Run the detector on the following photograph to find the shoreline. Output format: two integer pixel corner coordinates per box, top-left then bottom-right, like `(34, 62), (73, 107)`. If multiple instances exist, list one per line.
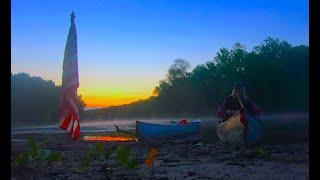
(11, 112), (309, 129)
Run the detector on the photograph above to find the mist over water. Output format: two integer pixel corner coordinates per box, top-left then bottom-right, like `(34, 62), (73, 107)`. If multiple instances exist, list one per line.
(11, 112), (308, 145)
(11, 119), (169, 134)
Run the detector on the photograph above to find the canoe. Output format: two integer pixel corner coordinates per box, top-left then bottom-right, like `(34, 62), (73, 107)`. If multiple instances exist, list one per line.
(136, 121), (201, 141)
(216, 112), (263, 146)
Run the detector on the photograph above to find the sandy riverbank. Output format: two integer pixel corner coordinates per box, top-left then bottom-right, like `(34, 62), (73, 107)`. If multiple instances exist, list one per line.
(11, 131), (309, 180)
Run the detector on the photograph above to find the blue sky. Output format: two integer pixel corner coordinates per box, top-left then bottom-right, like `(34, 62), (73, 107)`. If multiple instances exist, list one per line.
(11, 0), (309, 107)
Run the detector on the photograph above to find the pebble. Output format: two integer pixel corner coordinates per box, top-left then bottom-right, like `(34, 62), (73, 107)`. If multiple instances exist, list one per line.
(187, 170), (196, 176)
(157, 178), (169, 180)
(12, 133), (309, 179)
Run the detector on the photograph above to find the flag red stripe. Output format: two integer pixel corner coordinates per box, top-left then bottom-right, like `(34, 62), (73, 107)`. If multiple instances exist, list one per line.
(60, 112), (72, 129)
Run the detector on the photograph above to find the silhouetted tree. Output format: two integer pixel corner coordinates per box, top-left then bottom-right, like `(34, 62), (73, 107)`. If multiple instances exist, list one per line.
(11, 73), (86, 127)
(84, 37), (308, 119)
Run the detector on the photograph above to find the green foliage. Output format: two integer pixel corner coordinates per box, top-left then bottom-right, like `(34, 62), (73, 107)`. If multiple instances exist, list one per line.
(127, 158), (138, 169)
(79, 145), (98, 171)
(12, 153), (27, 168)
(167, 59), (191, 84)
(46, 152), (62, 162)
(116, 145), (138, 169)
(11, 37), (308, 122)
(116, 145), (131, 165)
(11, 73), (86, 127)
(79, 143), (112, 172)
(84, 37), (308, 119)
(256, 147), (271, 159)
(96, 143), (105, 154)
(26, 138), (57, 163)
(79, 156), (91, 171)
(12, 138), (62, 169)
(28, 139), (40, 160)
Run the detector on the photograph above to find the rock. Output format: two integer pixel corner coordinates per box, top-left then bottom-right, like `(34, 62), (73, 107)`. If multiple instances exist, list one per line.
(49, 171), (62, 176)
(167, 163), (191, 167)
(243, 151), (256, 159)
(154, 160), (164, 166)
(162, 159), (180, 163)
(67, 174), (81, 180)
(158, 170), (168, 174)
(187, 170), (196, 176)
(157, 178), (169, 180)
(225, 160), (240, 166)
(215, 156), (230, 161)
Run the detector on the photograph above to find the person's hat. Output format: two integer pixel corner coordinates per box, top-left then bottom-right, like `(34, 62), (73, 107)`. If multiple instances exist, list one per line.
(233, 82), (244, 90)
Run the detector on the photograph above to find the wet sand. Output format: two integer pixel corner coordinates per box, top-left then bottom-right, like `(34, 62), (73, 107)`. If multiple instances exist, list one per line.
(11, 131), (309, 180)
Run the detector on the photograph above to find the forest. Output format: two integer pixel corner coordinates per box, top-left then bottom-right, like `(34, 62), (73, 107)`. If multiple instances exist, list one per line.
(11, 73), (86, 127)
(11, 37), (309, 125)
(83, 37), (309, 120)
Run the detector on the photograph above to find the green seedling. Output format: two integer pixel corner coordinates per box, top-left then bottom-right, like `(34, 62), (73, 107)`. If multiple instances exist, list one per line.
(79, 143), (113, 172)
(12, 138), (62, 169)
(116, 145), (138, 170)
(12, 153), (27, 168)
(256, 147), (271, 159)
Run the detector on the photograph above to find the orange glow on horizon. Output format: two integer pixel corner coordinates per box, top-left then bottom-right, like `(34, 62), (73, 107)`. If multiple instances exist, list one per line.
(81, 94), (152, 109)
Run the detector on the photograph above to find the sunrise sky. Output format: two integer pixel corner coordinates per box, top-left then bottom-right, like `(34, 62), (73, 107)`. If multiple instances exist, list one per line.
(11, 0), (308, 109)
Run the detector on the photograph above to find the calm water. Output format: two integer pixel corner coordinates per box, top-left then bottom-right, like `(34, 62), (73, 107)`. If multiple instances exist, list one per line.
(11, 119), (175, 134)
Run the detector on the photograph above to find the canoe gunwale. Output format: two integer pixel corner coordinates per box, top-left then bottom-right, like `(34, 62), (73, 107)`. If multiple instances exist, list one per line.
(136, 120), (201, 141)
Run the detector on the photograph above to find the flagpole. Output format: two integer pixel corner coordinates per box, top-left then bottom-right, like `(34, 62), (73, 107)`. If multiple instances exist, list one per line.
(71, 11), (75, 24)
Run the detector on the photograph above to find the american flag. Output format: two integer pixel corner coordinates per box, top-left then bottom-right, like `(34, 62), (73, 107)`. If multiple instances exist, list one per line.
(59, 12), (80, 139)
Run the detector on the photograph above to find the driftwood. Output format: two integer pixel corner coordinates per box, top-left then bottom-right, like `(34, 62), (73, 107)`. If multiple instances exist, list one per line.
(114, 124), (201, 144)
(114, 125), (138, 140)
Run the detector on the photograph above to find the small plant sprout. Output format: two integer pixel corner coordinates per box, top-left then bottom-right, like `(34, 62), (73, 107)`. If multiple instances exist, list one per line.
(256, 147), (271, 159)
(11, 138), (63, 179)
(115, 145), (138, 170)
(79, 143), (111, 172)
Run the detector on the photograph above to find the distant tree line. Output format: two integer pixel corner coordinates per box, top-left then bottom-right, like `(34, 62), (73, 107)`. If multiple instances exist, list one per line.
(84, 37), (309, 120)
(11, 73), (86, 127)
(11, 37), (309, 124)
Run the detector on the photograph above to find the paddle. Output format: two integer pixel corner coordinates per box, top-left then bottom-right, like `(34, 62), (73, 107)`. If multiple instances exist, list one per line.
(237, 95), (247, 113)
(237, 96), (249, 146)
(238, 96), (263, 145)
